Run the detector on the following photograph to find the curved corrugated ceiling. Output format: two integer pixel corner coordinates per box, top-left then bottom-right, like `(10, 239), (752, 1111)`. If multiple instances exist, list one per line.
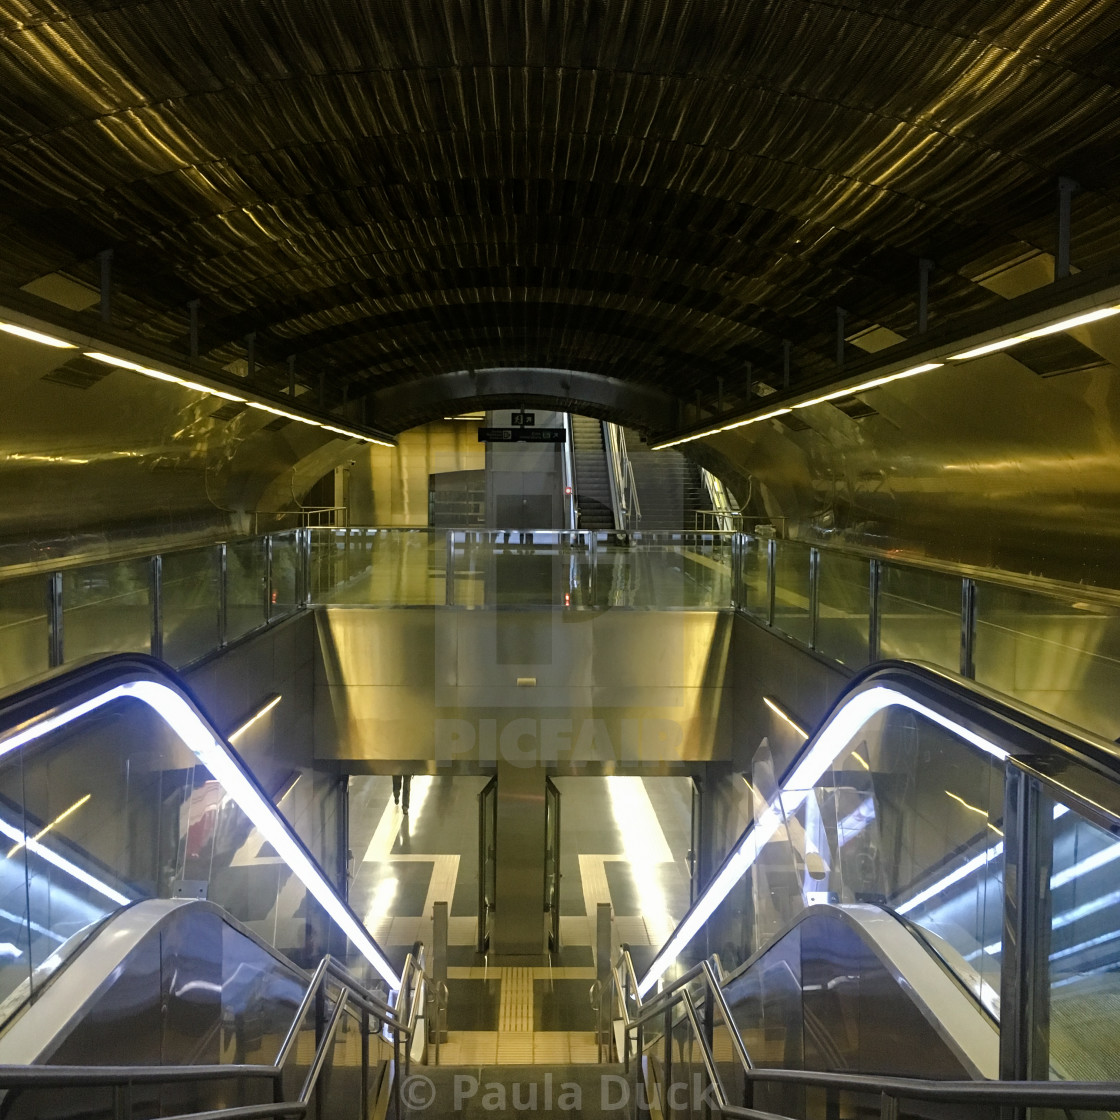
(0, 0), (1118, 430)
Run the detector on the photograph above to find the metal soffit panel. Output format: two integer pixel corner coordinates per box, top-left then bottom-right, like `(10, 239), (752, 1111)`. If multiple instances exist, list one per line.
(0, 1), (1117, 429)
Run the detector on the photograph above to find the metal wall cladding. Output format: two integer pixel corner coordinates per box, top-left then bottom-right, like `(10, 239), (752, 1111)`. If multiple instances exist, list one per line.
(313, 607), (733, 770)
(714, 337), (1120, 590)
(0, 336), (358, 564)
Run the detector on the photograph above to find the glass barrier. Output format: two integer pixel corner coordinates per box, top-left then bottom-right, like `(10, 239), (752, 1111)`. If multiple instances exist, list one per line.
(62, 559), (151, 664)
(311, 528), (446, 606)
(738, 534), (771, 621)
(1045, 794), (1120, 1081)
(443, 530), (734, 609)
(0, 677), (390, 1019)
(772, 539), (812, 646)
(974, 582), (1120, 742)
(162, 546), (221, 666)
(879, 563), (962, 673)
(271, 530), (301, 619)
(226, 537), (268, 643)
(814, 551), (871, 669)
(0, 577), (48, 693)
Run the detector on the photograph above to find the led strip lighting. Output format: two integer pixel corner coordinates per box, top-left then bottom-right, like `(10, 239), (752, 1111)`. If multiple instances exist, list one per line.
(0, 317), (393, 447)
(0, 680), (401, 988)
(84, 353), (392, 446)
(652, 301), (1120, 451)
(637, 684), (1008, 996)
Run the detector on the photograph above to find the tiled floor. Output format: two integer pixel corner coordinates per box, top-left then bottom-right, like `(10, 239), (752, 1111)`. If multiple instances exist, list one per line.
(347, 772), (692, 1065)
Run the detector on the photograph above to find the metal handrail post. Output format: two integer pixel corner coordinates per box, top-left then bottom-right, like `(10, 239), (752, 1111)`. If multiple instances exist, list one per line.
(445, 531), (455, 606)
(393, 1030), (402, 1120)
(622, 960), (632, 1074)
(265, 533), (274, 624)
(299, 527), (312, 607)
(313, 983), (326, 1120)
(663, 1004), (673, 1120)
(150, 554), (163, 660)
(217, 542), (228, 649)
(360, 1008), (370, 1120)
(48, 570), (63, 667)
(299, 991), (349, 1107)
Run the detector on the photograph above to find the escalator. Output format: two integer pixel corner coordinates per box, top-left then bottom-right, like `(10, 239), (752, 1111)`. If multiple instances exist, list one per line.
(569, 415), (615, 529)
(624, 661), (1120, 1116)
(0, 654), (417, 1119)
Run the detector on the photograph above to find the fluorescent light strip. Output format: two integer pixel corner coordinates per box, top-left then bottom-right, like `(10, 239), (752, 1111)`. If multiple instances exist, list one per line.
(836, 796), (876, 847)
(0, 323), (77, 349)
(983, 887), (1120, 957)
(897, 802), (1071, 922)
(655, 300), (1120, 448)
(0, 680), (400, 988)
(8, 793), (91, 857)
(0, 817), (128, 906)
(228, 695), (282, 743)
(0, 907), (64, 944)
(949, 306), (1120, 361)
(793, 363), (944, 408)
(1050, 927), (1120, 964)
(83, 352), (392, 446)
(763, 696), (808, 739)
(637, 685), (1008, 996)
(897, 841), (1005, 916)
(652, 364), (943, 449)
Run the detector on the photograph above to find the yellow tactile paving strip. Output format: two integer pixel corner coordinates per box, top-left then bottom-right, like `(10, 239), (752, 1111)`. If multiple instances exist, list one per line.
(499, 967), (534, 1033)
(430, 966), (602, 1066)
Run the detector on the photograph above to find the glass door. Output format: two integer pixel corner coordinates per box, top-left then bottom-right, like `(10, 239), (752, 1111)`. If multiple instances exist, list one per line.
(477, 776), (497, 952)
(689, 777), (703, 904)
(545, 776), (561, 951)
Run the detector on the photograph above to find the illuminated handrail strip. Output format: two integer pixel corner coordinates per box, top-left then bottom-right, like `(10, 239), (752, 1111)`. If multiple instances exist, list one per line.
(0, 657), (400, 989)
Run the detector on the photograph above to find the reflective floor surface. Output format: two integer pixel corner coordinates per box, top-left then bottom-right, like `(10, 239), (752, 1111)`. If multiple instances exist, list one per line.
(347, 774), (692, 1063)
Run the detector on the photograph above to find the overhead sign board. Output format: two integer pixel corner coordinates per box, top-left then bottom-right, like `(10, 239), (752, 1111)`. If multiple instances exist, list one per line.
(478, 427), (566, 443)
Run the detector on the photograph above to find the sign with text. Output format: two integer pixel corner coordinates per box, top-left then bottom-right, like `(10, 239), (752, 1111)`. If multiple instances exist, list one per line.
(478, 427), (565, 443)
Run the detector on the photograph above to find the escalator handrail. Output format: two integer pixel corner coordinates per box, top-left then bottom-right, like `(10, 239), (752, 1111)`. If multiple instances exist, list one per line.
(0, 652), (400, 989)
(0, 945), (422, 1120)
(638, 657), (1120, 995)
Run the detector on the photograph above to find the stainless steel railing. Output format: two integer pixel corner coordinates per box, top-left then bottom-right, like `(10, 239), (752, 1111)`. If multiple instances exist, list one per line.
(0, 947), (442, 1120)
(610, 946), (1120, 1120)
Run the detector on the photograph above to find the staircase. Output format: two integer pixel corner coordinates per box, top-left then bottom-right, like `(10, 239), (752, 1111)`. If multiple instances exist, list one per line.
(624, 430), (705, 530)
(570, 415), (616, 529)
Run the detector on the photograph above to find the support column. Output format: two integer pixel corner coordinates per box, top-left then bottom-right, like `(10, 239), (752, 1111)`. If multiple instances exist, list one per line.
(918, 258), (933, 333)
(492, 760), (548, 955)
(98, 249), (113, 323)
(188, 299), (200, 360)
(1056, 177), (1079, 281)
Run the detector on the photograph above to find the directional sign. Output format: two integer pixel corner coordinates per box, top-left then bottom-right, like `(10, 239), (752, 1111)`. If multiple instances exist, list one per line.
(478, 427), (565, 443)
(511, 411), (536, 427)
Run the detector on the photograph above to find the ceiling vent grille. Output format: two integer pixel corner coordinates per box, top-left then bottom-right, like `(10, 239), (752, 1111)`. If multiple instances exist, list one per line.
(41, 356), (114, 390)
